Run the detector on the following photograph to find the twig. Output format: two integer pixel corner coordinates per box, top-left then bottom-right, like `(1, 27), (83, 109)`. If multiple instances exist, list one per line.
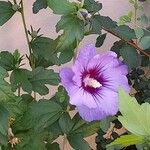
(102, 27), (150, 57)
(20, 0), (34, 67)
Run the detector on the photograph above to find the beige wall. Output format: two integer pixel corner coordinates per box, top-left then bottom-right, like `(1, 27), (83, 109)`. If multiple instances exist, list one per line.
(0, 0), (133, 54)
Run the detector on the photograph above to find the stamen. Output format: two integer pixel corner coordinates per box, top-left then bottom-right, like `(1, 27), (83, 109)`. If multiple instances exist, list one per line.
(83, 74), (102, 88)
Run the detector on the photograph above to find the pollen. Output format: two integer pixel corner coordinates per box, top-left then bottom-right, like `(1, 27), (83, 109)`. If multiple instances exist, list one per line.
(83, 74), (102, 88)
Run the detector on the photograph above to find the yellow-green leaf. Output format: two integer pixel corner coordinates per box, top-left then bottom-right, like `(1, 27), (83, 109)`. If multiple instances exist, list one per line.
(118, 88), (150, 136)
(107, 134), (144, 147)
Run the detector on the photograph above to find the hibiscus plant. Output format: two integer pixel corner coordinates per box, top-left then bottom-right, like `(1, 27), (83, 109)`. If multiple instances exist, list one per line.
(0, 0), (149, 150)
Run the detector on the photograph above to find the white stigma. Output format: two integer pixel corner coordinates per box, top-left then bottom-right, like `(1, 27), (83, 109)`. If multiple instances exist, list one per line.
(83, 74), (102, 88)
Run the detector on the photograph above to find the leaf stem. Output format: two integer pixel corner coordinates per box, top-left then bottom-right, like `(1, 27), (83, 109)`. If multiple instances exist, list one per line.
(102, 27), (150, 57)
(20, 0), (36, 99)
(20, 0), (34, 68)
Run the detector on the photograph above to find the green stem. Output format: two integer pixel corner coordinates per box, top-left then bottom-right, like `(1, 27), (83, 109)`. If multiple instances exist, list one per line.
(20, 0), (34, 68)
(20, 0), (36, 99)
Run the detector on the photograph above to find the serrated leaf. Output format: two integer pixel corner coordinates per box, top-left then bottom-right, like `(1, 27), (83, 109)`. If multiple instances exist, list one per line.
(113, 25), (136, 40)
(111, 40), (125, 56)
(107, 134), (144, 147)
(83, 0), (102, 14)
(118, 88), (150, 136)
(67, 134), (91, 150)
(59, 49), (74, 64)
(28, 67), (60, 95)
(15, 131), (50, 150)
(22, 100), (63, 131)
(96, 33), (107, 47)
(120, 45), (141, 69)
(0, 1), (15, 26)
(0, 67), (17, 103)
(32, 0), (47, 14)
(100, 117), (113, 133)
(0, 51), (15, 71)
(31, 37), (57, 61)
(91, 15), (117, 33)
(140, 14), (149, 26)
(139, 36), (150, 50)
(10, 69), (32, 93)
(134, 27), (144, 39)
(56, 14), (84, 51)
(46, 142), (60, 150)
(59, 113), (74, 134)
(47, 0), (76, 15)
(0, 105), (9, 138)
(35, 53), (60, 68)
(71, 113), (100, 137)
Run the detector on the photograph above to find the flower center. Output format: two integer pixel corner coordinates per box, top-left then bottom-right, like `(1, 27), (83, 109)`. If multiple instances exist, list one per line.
(83, 74), (102, 88)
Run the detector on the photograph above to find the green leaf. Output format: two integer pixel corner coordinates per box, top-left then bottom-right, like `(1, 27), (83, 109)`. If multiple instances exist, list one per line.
(139, 14), (149, 26)
(113, 25), (136, 40)
(0, 51), (23, 71)
(28, 67), (60, 95)
(59, 113), (74, 134)
(0, 1), (15, 26)
(118, 88), (150, 136)
(32, 0), (47, 14)
(15, 131), (50, 150)
(134, 27), (144, 39)
(96, 33), (107, 47)
(22, 100), (63, 131)
(100, 117), (113, 133)
(10, 69), (32, 93)
(139, 36), (150, 50)
(0, 105), (9, 145)
(0, 51), (15, 71)
(118, 12), (133, 25)
(56, 86), (69, 104)
(83, 0), (102, 14)
(71, 113), (100, 137)
(59, 49), (74, 64)
(91, 15), (117, 33)
(0, 67), (17, 103)
(46, 142), (60, 150)
(56, 14), (84, 51)
(67, 134), (91, 150)
(107, 134), (144, 147)
(111, 40), (125, 56)
(120, 45), (141, 69)
(34, 53), (60, 68)
(47, 0), (76, 15)
(31, 37), (57, 61)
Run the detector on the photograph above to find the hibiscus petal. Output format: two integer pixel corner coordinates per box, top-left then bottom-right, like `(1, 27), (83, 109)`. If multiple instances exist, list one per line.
(87, 51), (122, 72)
(77, 44), (96, 67)
(59, 68), (77, 95)
(72, 44), (96, 86)
(77, 87), (118, 122)
(70, 89), (97, 108)
(101, 66), (130, 92)
(77, 106), (106, 122)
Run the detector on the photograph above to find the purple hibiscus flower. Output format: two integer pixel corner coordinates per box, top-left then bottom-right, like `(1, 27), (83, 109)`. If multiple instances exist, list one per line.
(60, 44), (130, 122)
